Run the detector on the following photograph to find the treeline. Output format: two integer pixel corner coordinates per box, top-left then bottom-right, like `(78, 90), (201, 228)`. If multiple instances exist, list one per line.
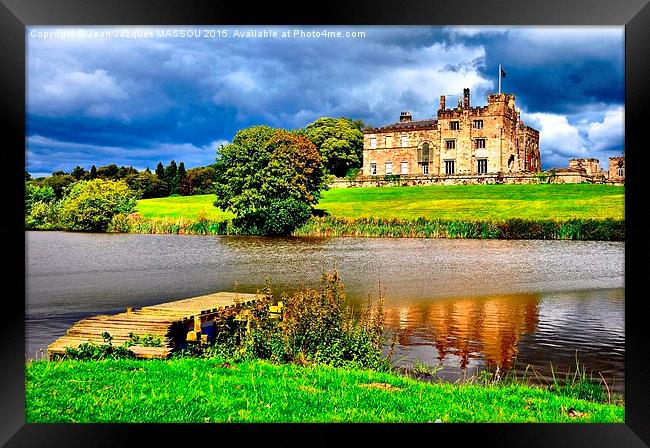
(26, 160), (217, 200)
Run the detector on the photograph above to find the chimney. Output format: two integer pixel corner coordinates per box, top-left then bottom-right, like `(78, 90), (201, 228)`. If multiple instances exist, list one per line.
(439, 95), (446, 110)
(463, 88), (470, 109)
(399, 111), (412, 123)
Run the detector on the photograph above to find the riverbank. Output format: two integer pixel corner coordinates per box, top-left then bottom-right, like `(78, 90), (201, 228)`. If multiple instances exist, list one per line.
(110, 213), (624, 240)
(25, 358), (624, 423)
(125, 184), (625, 240)
(136, 184), (624, 222)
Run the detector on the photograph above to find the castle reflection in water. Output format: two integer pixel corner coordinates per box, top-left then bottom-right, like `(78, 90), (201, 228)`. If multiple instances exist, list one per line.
(384, 293), (540, 371)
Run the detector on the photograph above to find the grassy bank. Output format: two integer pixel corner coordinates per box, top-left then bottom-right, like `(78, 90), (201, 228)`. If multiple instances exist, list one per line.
(128, 184), (625, 240)
(25, 358), (624, 423)
(136, 184), (624, 221)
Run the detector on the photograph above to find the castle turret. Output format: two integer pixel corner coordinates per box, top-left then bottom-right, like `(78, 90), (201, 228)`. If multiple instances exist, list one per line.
(439, 95), (446, 111)
(463, 88), (470, 109)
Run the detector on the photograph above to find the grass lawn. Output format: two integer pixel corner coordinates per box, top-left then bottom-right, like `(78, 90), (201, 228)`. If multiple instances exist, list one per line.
(136, 184), (624, 221)
(25, 358), (624, 423)
(135, 194), (233, 220)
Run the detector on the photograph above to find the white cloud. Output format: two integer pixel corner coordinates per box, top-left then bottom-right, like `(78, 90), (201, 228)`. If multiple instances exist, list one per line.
(523, 105), (624, 168)
(29, 68), (128, 116)
(524, 112), (587, 158)
(586, 106), (624, 152)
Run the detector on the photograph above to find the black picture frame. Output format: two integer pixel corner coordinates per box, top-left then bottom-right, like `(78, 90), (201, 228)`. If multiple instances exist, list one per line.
(2, 0), (648, 445)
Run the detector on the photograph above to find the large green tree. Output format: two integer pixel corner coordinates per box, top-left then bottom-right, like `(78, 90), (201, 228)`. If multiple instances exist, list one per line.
(304, 117), (364, 177)
(213, 126), (325, 235)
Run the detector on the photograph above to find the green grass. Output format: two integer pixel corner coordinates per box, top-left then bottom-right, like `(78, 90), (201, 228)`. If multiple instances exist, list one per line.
(135, 194), (233, 220)
(136, 184), (624, 222)
(317, 184), (624, 220)
(26, 358), (624, 423)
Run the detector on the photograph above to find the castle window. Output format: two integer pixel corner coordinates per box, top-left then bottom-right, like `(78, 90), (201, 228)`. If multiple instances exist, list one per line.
(401, 135), (408, 147)
(450, 121), (460, 131)
(370, 137), (377, 149)
(475, 138), (486, 149)
(444, 160), (455, 175)
(420, 163), (429, 175)
(385, 136), (390, 147)
(370, 163), (377, 175)
(473, 120), (484, 129)
(477, 159), (488, 174)
(617, 167), (624, 177)
(445, 140), (456, 150)
(417, 143), (430, 163)
(401, 161), (408, 175)
(385, 161), (393, 175)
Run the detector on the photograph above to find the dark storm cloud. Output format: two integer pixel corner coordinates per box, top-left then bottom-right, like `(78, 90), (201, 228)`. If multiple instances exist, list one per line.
(26, 26), (624, 174)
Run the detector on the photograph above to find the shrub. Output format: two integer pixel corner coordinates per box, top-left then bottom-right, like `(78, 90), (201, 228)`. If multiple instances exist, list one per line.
(234, 198), (312, 236)
(25, 201), (61, 230)
(59, 179), (137, 231)
(190, 272), (388, 371)
(25, 182), (56, 215)
(62, 332), (136, 360)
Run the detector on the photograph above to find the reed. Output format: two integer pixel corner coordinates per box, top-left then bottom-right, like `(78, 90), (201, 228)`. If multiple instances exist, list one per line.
(293, 216), (625, 241)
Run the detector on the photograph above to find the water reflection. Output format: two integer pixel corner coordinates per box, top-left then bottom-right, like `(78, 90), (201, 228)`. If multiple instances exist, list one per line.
(382, 289), (624, 393)
(385, 293), (540, 370)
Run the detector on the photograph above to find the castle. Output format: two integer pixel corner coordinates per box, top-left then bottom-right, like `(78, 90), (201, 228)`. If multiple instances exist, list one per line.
(362, 88), (541, 178)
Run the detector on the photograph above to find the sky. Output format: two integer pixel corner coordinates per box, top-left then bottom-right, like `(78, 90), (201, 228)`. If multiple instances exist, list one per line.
(26, 25), (624, 177)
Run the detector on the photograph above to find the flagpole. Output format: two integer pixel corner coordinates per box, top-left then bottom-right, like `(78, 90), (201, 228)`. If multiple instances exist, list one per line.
(498, 64), (501, 95)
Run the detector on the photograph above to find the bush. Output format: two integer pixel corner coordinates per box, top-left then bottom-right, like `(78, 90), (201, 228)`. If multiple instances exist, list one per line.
(189, 272), (388, 371)
(62, 332), (135, 360)
(234, 198), (312, 236)
(25, 201), (61, 230)
(25, 182), (56, 215)
(59, 179), (137, 231)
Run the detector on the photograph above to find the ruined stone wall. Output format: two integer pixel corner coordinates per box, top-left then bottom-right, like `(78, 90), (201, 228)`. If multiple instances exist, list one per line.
(569, 158), (601, 176)
(608, 156), (625, 181)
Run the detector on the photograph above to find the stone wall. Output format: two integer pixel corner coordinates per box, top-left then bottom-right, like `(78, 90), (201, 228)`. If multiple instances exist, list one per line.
(330, 170), (615, 188)
(569, 158), (601, 176)
(608, 156), (625, 181)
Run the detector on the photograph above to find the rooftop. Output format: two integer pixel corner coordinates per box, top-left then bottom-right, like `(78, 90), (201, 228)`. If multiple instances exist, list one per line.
(365, 118), (438, 133)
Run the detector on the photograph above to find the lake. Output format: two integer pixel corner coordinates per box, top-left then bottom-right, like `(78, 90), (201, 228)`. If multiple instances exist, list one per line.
(25, 231), (625, 393)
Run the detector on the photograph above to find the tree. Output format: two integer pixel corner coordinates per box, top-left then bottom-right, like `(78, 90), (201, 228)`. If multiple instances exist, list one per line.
(59, 179), (137, 231)
(117, 165), (138, 179)
(180, 166), (216, 196)
(213, 126), (325, 235)
(96, 164), (119, 179)
(164, 160), (178, 194)
(304, 117), (364, 177)
(35, 174), (76, 199)
(172, 161), (186, 195)
(71, 166), (87, 180)
(90, 165), (97, 179)
(124, 171), (167, 199)
(155, 162), (165, 179)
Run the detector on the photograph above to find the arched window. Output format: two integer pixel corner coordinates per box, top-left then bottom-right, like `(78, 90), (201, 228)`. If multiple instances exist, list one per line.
(417, 143), (430, 163)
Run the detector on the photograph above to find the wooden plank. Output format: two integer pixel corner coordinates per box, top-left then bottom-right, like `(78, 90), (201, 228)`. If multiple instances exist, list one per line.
(48, 291), (259, 360)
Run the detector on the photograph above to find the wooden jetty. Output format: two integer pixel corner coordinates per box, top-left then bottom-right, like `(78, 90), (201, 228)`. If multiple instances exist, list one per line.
(47, 292), (259, 360)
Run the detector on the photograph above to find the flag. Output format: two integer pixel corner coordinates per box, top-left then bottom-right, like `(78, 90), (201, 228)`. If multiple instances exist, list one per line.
(500, 66), (506, 78)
